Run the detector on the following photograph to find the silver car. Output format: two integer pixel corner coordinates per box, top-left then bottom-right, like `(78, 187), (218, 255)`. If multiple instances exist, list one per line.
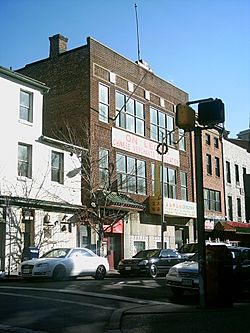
(166, 246), (250, 296)
(20, 247), (109, 281)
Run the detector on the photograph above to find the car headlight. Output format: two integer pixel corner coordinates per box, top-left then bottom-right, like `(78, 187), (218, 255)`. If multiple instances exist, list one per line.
(36, 263), (49, 268)
(138, 259), (149, 266)
(168, 267), (179, 277)
(118, 260), (124, 266)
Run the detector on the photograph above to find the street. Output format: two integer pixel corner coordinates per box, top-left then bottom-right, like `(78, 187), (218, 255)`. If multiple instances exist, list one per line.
(0, 274), (249, 333)
(0, 274), (198, 332)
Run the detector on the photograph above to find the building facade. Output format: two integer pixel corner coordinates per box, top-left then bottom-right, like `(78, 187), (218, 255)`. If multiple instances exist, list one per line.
(223, 136), (250, 223)
(0, 66), (83, 274)
(18, 34), (197, 267)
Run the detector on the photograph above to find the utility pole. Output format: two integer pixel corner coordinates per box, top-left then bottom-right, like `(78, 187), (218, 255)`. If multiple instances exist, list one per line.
(176, 97), (225, 308)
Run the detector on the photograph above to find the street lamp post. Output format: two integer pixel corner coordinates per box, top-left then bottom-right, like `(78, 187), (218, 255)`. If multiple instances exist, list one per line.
(156, 133), (168, 249)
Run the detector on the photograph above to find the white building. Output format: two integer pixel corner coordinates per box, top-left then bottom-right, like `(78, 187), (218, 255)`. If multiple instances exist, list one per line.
(223, 137), (250, 223)
(0, 66), (83, 274)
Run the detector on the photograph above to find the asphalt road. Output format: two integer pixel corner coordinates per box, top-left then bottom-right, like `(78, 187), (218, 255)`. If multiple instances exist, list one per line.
(0, 275), (249, 333)
(0, 275), (178, 333)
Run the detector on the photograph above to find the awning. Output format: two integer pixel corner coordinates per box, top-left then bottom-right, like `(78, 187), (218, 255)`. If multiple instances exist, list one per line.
(105, 192), (145, 211)
(0, 195), (83, 213)
(215, 221), (250, 234)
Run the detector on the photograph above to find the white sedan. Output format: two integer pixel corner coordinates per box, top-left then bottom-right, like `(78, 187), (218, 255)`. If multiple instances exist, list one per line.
(20, 247), (109, 281)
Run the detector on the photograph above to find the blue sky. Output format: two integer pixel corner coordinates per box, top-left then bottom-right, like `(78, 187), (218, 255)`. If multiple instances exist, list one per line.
(1, 0), (249, 137)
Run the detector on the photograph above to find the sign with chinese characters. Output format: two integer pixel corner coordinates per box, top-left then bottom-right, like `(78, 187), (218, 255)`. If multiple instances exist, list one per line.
(149, 196), (161, 215)
(112, 128), (180, 167)
(164, 198), (197, 218)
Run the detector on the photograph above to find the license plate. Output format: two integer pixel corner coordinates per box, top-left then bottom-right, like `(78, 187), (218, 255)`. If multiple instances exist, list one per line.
(182, 278), (193, 286)
(23, 268), (31, 274)
(125, 266), (131, 271)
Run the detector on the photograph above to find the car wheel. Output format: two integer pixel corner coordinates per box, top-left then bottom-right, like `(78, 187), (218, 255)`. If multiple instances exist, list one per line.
(52, 265), (66, 281)
(149, 264), (158, 278)
(95, 265), (106, 280)
(171, 287), (184, 296)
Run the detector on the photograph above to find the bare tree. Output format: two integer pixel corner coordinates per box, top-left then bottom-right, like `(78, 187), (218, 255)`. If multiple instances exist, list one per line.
(53, 121), (143, 256)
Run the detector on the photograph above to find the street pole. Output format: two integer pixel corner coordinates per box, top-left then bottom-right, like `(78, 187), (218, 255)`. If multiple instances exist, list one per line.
(194, 127), (207, 308)
(161, 134), (165, 249)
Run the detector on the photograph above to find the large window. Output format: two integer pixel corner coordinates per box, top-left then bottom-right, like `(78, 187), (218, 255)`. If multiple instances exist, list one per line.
(226, 161), (231, 183)
(204, 189), (221, 212)
(51, 151), (64, 184)
(237, 198), (242, 219)
(18, 143), (32, 178)
(99, 149), (109, 188)
(150, 108), (174, 145)
(180, 171), (188, 201)
(215, 157), (220, 177)
(179, 129), (186, 151)
(99, 84), (109, 123)
(152, 164), (177, 199)
(116, 154), (146, 195)
(206, 154), (212, 175)
(235, 164), (240, 185)
(19, 90), (33, 122)
(227, 196), (233, 221)
(115, 92), (145, 136)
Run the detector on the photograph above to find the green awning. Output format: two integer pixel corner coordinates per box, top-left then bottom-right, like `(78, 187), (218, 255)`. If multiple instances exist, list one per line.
(105, 192), (145, 211)
(0, 195), (83, 213)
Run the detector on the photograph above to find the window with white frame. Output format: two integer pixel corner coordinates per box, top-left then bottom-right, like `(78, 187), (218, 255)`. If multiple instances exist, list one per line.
(99, 83), (109, 123)
(116, 153), (146, 195)
(51, 151), (64, 184)
(18, 143), (32, 178)
(19, 90), (33, 122)
(179, 128), (186, 151)
(115, 91), (145, 136)
(204, 188), (221, 212)
(150, 107), (174, 145)
(180, 171), (188, 201)
(99, 149), (109, 188)
(134, 241), (145, 254)
(151, 163), (177, 199)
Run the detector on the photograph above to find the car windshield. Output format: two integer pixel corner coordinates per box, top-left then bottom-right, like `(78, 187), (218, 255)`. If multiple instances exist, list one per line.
(179, 243), (198, 254)
(40, 248), (70, 258)
(134, 250), (160, 258)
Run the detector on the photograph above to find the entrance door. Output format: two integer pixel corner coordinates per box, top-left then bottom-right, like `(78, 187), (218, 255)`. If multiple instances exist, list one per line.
(107, 233), (123, 269)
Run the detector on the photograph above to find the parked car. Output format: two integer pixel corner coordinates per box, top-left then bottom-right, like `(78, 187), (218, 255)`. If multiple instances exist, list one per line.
(166, 246), (250, 295)
(20, 247), (109, 281)
(117, 248), (183, 278)
(178, 241), (233, 260)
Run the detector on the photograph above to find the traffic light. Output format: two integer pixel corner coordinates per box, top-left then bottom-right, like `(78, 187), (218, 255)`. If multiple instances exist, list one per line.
(176, 104), (195, 130)
(198, 99), (225, 126)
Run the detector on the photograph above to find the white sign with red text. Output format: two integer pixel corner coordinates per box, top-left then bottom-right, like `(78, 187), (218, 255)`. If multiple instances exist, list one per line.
(112, 128), (180, 167)
(164, 198), (197, 218)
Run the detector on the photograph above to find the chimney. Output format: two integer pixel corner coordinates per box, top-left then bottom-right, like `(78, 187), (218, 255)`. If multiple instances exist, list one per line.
(49, 34), (68, 58)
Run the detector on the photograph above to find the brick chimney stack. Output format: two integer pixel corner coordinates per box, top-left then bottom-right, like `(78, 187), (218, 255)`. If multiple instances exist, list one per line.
(49, 34), (68, 58)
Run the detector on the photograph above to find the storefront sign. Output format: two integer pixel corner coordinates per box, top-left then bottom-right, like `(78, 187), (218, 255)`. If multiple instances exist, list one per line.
(164, 198), (197, 218)
(205, 220), (215, 230)
(149, 196), (161, 215)
(112, 128), (180, 167)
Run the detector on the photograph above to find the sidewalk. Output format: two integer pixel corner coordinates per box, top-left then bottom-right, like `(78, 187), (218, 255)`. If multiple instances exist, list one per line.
(108, 301), (250, 333)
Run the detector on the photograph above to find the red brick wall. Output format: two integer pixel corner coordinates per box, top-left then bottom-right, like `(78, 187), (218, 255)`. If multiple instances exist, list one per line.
(18, 36), (194, 206)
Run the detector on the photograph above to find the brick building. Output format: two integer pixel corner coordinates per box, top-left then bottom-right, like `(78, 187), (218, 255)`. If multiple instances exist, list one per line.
(18, 34), (196, 268)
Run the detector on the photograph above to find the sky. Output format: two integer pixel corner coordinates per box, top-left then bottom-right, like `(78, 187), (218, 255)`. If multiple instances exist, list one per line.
(1, 0), (249, 138)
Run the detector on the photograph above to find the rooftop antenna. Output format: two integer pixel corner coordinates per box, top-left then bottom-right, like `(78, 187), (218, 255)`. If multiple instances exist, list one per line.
(134, 3), (141, 62)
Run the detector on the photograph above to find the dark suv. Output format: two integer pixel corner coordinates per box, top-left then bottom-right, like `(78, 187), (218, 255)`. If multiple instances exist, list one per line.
(117, 249), (183, 278)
